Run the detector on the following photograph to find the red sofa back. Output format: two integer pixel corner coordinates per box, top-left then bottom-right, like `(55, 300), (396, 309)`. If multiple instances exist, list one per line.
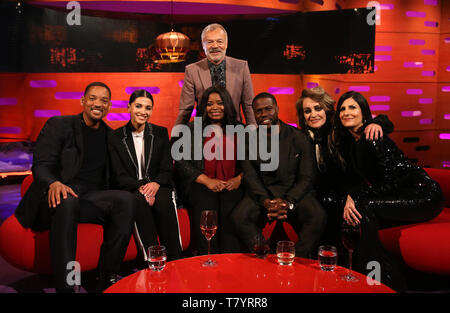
(424, 168), (450, 207)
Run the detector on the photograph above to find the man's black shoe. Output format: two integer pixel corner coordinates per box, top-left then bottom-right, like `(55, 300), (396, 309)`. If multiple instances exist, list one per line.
(95, 273), (120, 293)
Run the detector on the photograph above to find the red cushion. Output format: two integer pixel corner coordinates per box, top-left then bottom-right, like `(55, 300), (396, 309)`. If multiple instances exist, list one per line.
(259, 221), (299, 243)
(377, 168), (450, 276)
(20, 174), (34, 197)
(282, 222), (299, 243)
(425, 168), (450, 207)
(379, 216), (450, 275)
(0, 214), (138, 274)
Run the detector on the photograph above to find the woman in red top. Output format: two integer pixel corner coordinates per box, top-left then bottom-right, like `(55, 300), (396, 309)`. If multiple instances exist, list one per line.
(174, 86), (244, 255)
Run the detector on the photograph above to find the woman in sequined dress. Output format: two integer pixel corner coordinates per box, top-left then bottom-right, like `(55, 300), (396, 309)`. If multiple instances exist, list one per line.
(333, 91), (444, 291)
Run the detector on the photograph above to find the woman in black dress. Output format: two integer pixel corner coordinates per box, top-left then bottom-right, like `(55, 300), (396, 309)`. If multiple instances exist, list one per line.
(334, 91), (444, 291)
(108, 90), (181, 263)
(173, 86), (244, 255)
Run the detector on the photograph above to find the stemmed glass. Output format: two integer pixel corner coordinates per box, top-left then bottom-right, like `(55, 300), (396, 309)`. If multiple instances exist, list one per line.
(200, 210), (218, 267)
(340, 221), (361, 282)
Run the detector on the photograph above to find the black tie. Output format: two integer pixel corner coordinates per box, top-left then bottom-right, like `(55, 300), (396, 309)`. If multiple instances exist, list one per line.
(212, 65), (225, 88)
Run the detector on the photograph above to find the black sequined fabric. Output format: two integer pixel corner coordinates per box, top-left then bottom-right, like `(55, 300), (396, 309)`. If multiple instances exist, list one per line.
(342, 135), (444, 292)
(316, 135), (444, 292)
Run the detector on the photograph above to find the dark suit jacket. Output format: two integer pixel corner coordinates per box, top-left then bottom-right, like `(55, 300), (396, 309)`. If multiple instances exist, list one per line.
(15, 113), (112, 230)
(240, 121), (317, 207)
(108, 121), (173, 191)
(175, 56), (256, 125)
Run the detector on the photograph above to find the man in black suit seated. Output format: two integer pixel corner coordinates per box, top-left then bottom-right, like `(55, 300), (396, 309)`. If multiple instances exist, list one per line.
(15, 82), (135, 292)
(232, 92), (326, 258)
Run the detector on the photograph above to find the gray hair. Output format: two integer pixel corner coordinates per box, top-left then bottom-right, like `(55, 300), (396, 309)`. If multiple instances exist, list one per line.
(201, 23), (228, 42)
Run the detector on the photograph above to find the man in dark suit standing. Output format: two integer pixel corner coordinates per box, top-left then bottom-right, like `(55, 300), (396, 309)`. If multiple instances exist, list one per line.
(175, 23), (256, 126)
(15, 82), (135, 292)
(232, 92), (326, 258)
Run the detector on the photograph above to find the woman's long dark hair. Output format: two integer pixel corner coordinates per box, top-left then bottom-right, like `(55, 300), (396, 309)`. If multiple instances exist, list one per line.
(333, 91), (374, 169)
(196, 86), (238, 126)
(335, 90), (373, 139)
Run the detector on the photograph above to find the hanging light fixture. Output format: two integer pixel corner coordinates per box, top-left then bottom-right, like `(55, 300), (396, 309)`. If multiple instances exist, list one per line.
(154, 0), (190, 64)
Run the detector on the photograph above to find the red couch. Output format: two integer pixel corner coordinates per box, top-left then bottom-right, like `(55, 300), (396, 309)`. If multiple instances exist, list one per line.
(1, 169), (449, 277)
(378, 168), (450, 276)
(0, 175), (190, 274)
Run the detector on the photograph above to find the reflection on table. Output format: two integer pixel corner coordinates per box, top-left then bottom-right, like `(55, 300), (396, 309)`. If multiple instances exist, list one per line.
(105, 253), (394, 293)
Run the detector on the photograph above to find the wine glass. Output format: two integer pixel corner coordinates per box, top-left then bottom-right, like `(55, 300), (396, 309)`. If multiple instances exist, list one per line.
(200, 210), (218, 267)
(340, 221), (361, 282)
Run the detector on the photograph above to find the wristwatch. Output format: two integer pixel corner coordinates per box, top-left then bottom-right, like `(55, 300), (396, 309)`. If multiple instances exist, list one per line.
(287, 201), (294, 211)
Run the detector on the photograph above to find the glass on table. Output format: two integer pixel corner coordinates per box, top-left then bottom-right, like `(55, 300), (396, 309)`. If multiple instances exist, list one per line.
(148, 245), (167, 271)
(252, 233), (270, 259)
(276, 241), (295, 266)
(318, 245), (337, 271)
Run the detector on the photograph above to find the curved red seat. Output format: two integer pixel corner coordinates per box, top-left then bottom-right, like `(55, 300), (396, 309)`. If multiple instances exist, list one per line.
(1, 169), (449, 276)
(377, 168), (450, 275)
(0, 176), (191, 274)
(282, 168), (450, 276)
(0, 214), (137, 274)
(378, 217), (450, 275)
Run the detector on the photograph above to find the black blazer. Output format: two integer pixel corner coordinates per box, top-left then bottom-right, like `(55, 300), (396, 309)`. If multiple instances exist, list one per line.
(108, 121), (173, 192)
(15, 113), (112, 229)
(240, 121), (317, 207)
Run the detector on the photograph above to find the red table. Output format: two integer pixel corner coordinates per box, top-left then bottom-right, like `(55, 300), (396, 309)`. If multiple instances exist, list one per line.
(105, 253), (394, 293)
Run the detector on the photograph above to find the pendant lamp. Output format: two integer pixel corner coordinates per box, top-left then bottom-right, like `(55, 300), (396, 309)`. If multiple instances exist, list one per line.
(154, 0), (190, 64)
